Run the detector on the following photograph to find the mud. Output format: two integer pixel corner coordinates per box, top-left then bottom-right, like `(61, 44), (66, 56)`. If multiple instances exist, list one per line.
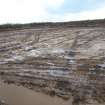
(1, 58), (105, 105)
(0, 27), (105, 105)
(0, 80), (72, 105)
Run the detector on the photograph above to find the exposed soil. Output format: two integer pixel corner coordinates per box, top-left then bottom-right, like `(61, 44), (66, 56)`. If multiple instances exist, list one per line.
(0, 21), (105, 105)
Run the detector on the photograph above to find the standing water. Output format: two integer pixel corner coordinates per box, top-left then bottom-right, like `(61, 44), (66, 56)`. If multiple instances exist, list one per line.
(0, 81), (72, 105)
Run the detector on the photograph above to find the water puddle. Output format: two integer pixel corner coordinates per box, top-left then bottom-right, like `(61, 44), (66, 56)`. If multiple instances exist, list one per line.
(49, 70), (70, 77)
(0, 81), (72, 105)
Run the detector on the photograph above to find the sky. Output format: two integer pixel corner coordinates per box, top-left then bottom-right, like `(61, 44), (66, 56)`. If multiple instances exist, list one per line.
(0, 0), (105, 24)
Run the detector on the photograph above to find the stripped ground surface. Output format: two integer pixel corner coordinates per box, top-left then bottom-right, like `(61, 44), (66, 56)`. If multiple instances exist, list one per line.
(0, 27), (105, 105)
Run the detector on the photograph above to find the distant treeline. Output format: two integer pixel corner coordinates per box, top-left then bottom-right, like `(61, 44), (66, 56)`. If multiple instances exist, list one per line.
(0, 19), (105, 31)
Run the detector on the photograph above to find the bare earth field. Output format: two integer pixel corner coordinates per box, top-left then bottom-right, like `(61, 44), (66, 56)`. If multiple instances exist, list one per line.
(0, 21), (105, 105)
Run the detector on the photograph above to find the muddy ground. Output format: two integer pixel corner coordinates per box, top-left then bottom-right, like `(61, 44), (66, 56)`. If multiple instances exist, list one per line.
(0, 26), (105, 105)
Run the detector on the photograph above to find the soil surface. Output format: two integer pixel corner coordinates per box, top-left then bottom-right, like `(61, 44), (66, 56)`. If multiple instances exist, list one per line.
(0, 23), (105, 105)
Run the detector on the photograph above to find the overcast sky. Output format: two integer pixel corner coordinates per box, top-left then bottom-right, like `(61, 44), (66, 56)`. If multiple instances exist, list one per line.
(0, 0), (105, 24)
